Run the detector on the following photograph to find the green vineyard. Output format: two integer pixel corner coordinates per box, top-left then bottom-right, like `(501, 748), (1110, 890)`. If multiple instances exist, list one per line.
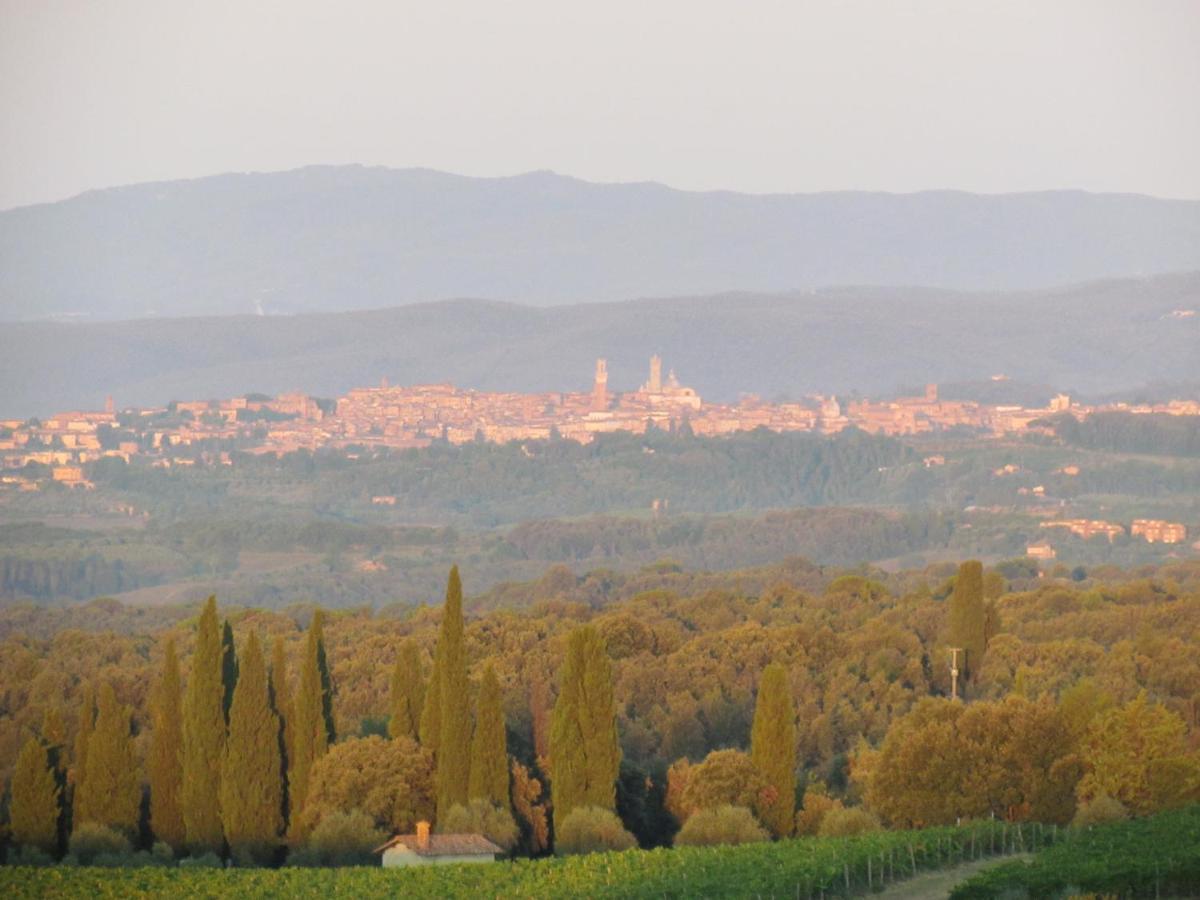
(950, 805), (1200, 899)
(0, 820), (1042, 899)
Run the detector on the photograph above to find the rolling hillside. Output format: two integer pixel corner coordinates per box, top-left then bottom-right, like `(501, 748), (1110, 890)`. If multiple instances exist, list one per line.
(2, 273), (1197, 417)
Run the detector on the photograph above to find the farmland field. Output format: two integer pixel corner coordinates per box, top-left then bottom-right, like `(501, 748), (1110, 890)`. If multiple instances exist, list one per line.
(0, 821), (1041, 898)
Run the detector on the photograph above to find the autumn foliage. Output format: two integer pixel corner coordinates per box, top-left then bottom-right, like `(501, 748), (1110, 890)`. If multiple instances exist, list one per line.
(1, 558), (1199, 865)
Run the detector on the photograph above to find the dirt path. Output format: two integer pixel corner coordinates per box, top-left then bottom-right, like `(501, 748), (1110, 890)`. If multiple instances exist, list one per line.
(872, 854), (1031, 900)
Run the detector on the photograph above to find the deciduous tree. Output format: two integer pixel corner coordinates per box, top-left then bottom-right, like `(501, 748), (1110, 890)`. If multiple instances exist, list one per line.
(296, 735), (434, 836)
(510, 760), (549, 854)
(1078, 692), (1198, 815)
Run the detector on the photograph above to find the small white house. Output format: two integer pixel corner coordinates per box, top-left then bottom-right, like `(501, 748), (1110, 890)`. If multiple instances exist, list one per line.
(375, 820), (502, 867)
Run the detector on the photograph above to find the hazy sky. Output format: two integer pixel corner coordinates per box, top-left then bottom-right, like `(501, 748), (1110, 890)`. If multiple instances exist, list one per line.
(2, 0), (1199, 210)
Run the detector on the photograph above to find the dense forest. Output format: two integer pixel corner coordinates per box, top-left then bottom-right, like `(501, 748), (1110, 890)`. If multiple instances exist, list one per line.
(3, 424), (1199, 608)
(1046, 411), (1200, 457)
(1, 556), (1198, 868)
(9, 425), (1198, 532)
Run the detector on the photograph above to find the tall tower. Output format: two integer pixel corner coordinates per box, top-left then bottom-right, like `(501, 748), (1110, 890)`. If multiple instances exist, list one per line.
(104, 395), (114, 414)
(648, 355), (663, 393)
(592, 358), (609, 411)
(925, 383), (938, 403)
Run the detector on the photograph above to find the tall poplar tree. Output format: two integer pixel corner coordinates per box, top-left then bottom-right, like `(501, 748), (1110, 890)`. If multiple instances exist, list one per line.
(468, 663), (508, 807)
(220, 631), (283, 864)
(71, 684), (96, 824)
(269, 635), (294, 812)
(149, 638), (186, 849)
(10, 736), (60, 853)
(76, 682), (140, 835)
(182, 596), (225, 853)
(750, 662), (796, 837)
(289, 610), (332, 836)
(388, 638), (425, 741)
(221, 619), (239, 724)
(436, 566), (471, 820)
(947, 560), (988, 681)
(550, 625), (621, 831)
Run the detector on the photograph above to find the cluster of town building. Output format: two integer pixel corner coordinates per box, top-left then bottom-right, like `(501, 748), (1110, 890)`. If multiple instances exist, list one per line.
(3, 356), (1199, 494)
(1037, 518), (1188, 544)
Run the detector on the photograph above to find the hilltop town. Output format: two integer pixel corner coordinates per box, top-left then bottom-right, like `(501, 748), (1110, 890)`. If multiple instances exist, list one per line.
(4, 355), (1200, 490)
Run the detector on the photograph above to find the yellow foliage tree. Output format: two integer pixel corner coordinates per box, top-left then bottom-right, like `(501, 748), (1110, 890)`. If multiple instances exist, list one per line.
(149, 638), (185, 849)
(1078, 692), (1200, 815)
(220, 631), (283, 864)
(10, 736), (60, 852)
(296, 734), (435, 836)
(388, 638), (424, 742)
(182, 596), (225, 853)
(75, 682), (140, 836)
(750, 662), (796, 837)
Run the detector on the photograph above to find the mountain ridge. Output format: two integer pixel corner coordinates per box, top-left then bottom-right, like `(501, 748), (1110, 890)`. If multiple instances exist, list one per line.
(4, 165), (1200, 321)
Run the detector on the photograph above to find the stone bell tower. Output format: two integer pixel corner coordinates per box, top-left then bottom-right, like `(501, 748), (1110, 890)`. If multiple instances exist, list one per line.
(648, 355), (663, 393)
(592, 358), (609, 411)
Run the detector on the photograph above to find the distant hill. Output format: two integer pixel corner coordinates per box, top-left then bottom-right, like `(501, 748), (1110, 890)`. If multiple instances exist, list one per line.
(3, 166), (1200, 320)
(2, 273), (1197, 418)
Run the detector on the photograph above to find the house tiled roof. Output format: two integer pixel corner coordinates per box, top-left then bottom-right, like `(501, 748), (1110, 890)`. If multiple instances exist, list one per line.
(373, 833), (503, 857)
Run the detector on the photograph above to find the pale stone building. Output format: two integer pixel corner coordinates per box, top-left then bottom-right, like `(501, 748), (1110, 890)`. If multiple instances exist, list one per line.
(375, 821), (502, 868)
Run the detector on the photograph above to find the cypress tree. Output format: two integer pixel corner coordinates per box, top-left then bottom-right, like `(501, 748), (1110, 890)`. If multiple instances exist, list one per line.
(41, 707), (66, 776)
(41, 706), (68, 848)
(316, 621), (335, 746)
(550, 625), (621, 831)
(220, 631), (283, 864)
(76, 682), (140, 835)
(269, 635), (294, 818)
(388, 638), (425, 741)
(419, 657), (443, 753)
(947, 560), (988, 681)
(436, 566), (471, 820)
(468, 663), (509, 807)
(72, 683), (96, 823)
(182, 595), (225, 853)
(750, 662), (796, 837)
(289, 610), (331, 836)
(149, 638), (186, 850)
(11, 736), (60, 853)
(221, 619), (239, 724)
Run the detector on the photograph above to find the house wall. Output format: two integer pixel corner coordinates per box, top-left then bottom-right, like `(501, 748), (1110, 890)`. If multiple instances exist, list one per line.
(381, 847), (495, 868)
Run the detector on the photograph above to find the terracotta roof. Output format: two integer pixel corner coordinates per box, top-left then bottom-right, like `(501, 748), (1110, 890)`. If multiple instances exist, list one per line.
(373, 833), (503, 857)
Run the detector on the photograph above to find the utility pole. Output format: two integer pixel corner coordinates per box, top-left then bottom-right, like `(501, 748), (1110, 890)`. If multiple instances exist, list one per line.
(949, 647), (964, 701)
